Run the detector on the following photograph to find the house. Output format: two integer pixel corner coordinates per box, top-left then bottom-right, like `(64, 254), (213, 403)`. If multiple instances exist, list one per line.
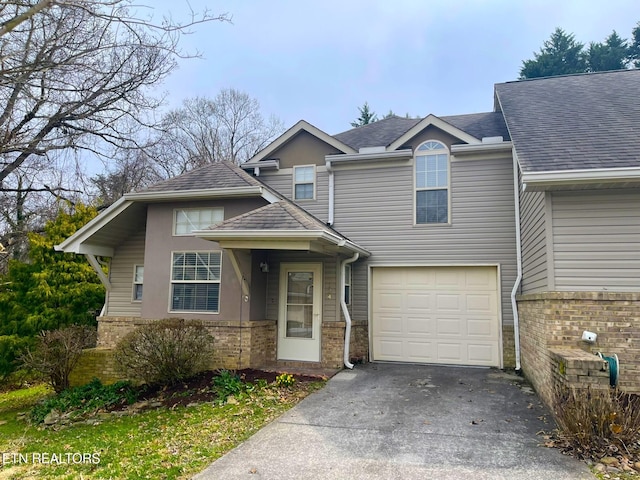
(57, 70), (640, 400)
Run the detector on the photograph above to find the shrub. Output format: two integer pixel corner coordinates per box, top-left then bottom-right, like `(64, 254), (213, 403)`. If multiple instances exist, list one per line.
(0, 335), (34, 382)
(20, 325), (97, 393)
(114, 318), (214, 386)
(552, 385), (640, 460)
(211, 370), (244, 400)
(30, 378), (137, 424)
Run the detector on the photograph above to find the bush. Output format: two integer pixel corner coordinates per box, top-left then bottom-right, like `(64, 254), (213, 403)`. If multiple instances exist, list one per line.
(30, 378), (137, 424)
(20, 325), (97, 393)
(0, 335), (34, 381)
(552, 385), (640, 460)
(114, 318), (214, 386)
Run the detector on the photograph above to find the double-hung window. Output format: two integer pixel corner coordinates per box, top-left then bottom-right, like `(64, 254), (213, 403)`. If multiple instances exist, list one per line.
(293, 165), (315, 200)
(174, 208), (224, 235)
(171, 252), (222, 313)
(132, 265), (144, 301)
(415, 141), (450, 224)
(344, 264), (352, 305)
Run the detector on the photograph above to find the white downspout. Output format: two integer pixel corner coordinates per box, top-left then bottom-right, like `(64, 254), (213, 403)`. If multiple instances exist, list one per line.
(511, 152), (523, 372)
(341, 252), (359, 369)
(326, 159), (334, 225)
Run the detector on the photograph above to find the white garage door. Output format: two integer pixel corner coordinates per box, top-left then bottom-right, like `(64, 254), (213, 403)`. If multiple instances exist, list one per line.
(371, 266), (501, 367)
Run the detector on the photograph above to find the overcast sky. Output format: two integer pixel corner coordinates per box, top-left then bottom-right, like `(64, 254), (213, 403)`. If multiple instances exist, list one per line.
(152, 0), (640, 136)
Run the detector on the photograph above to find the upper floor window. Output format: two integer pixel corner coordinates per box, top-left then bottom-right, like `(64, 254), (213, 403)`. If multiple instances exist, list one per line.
(415, 141), (449, 224)
(174, 208), (224, 235)
(293, 165), (315, 200)
(344, 264), (352, 305)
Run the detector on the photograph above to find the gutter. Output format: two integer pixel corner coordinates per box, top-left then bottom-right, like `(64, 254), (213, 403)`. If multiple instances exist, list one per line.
(511, 151), (523, 372)
(340, 251), (359, 369)
(124, 186), (264, 202)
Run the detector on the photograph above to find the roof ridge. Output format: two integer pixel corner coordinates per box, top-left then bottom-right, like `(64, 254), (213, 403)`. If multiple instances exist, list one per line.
(498, 68), (637, 86)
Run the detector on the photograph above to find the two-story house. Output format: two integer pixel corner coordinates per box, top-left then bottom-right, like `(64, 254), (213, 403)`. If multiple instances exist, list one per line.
(57, 70), (640, 399)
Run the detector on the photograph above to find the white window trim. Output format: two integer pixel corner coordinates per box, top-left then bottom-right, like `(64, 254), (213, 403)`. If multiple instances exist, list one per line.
(132, 264), (143, 302)
(168, 251), (222, 314)
(344, 264), (352, 306)
(173, 207), (224, 236)
(293, 164), (316, 201)
(413, 140), (451, 225)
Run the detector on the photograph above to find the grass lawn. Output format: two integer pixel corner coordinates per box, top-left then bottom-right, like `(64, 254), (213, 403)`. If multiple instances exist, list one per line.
(0, 377), (324, 479)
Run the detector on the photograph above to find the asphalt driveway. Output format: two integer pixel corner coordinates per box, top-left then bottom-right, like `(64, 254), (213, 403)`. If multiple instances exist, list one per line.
(194, 363), (594, 480)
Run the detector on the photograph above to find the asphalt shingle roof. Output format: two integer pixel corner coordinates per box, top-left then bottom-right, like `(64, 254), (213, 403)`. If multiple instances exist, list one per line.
(495, 69), (640, 173)
(334, 116), (421, 150)
(333, 113), (510, 151)
(142, 161), (261, 192)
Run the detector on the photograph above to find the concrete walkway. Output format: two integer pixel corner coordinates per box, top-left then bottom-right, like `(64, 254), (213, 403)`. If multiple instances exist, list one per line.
(194, 363), (594, 480)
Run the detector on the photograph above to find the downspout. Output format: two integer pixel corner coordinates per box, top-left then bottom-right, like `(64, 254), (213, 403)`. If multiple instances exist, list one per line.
(511, 152), (523, 372)
(326, 159), (334, 226)
(341, 251), (359, 369)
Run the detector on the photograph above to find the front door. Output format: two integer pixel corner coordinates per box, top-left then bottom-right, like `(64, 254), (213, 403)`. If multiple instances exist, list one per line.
(277, 263), (322, 362)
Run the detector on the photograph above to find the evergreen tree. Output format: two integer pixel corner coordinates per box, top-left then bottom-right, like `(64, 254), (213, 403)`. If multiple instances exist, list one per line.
(0, 203), (104, 378)
(587, 31), (629, 72)
(351, 102), (378, 127)
(630, 22), (640, 68)
(520, 28), (586, 79)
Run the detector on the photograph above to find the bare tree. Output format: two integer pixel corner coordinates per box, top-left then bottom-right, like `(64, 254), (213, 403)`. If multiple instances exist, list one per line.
(90, 149), (162, 206)
(149, 89), (284, 174)
(0, 1), (229, 262)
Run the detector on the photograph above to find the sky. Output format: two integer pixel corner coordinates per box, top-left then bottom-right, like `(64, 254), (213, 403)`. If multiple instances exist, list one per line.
(149, 0), (640, 136)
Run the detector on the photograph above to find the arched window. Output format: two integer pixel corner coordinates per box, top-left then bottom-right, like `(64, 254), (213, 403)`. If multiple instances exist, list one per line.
(415, 140), (449, 224)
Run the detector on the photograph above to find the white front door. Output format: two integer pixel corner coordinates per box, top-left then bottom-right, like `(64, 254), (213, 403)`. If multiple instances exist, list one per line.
(277, 263), (322, 362)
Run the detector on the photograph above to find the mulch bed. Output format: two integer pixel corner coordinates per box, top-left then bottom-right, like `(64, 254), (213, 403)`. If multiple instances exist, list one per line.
(120, 369), (322, 410)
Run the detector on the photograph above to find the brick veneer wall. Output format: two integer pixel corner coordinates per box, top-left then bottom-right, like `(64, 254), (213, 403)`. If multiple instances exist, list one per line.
(517, 292), (640, 406)
(502, 325), (515, 369)
(69, 348), (120, 387)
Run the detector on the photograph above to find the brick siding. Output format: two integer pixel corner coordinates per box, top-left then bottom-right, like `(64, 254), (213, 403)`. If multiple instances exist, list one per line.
(517, 292), (640, 406)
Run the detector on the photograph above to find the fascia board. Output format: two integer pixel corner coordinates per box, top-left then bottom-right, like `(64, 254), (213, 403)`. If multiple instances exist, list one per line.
(450, 142), (513, 155)
(245, 120), (357, 164)
(54, 197), (131, 253)
(325, 149), (413, 164)
(522, 167), (640, 188)
(124, 186), (263, 201)
(388, 114), (481, 151)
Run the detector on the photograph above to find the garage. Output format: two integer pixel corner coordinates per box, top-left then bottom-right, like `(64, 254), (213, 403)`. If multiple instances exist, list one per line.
(371, 266), (501, 367)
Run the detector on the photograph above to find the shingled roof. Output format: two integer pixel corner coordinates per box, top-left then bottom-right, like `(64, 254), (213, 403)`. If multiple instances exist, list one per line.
(333, 112), (509, 151)
(142, 161), (262, 192)
(495, 69), (640, 173)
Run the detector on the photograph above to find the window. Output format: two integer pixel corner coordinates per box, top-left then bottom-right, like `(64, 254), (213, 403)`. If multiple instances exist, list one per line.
(415, 141), (449, 224)
(133, 265), (143, 301)
(170, 252), (221, 313)
(293, 165), (315, 200)
(174, 208), (224, 235)
(344, 264), (352, 305)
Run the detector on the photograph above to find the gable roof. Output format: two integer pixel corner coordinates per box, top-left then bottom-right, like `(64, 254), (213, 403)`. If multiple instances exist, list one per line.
(495, 69), (640, 173)
(196, 200), (370, 256)
(245, 120), (356, 164)
(333, 113), (510, 151)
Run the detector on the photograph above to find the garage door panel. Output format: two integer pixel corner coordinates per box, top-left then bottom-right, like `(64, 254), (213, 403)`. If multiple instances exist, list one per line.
(376, 339), (404, 359)
(436, 318), (463, 336)
(406, 317), (434, 335)
(372, 266), (500, 367)
(406, 292), (431, 310)
(407, 341), (435, 361)
(375, 315), (403, 335)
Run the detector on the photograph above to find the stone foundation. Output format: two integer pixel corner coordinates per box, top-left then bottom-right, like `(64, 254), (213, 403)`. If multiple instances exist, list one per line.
(517, 291), (640, 406)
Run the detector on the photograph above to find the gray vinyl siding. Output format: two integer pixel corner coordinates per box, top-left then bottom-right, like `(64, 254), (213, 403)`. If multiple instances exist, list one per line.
(258, 170), (329, 223)
(552, 189), (640, 291)
(333, 157), (518, 326)
(519, 190), (548, 293)
(106, 225), (146, 317)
